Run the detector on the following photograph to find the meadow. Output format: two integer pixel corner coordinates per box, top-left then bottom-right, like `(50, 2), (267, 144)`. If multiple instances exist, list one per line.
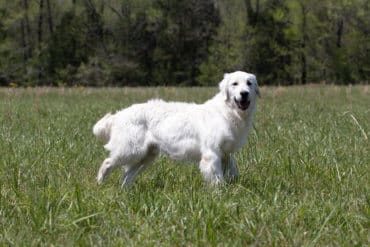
(0, 86), (369, 246)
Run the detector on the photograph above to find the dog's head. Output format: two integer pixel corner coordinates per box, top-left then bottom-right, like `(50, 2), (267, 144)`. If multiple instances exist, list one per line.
(219, 71), (260, 111)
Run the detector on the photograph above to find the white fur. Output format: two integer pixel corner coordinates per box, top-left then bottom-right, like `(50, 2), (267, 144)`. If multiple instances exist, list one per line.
(93, 71), (259, 186)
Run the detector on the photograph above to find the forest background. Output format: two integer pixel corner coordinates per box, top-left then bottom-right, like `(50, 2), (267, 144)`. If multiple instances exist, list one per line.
(0, 0), (369, 86)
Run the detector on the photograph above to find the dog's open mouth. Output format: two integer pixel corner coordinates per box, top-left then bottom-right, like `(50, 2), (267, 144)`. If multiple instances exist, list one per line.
(234, 98), (250, 111)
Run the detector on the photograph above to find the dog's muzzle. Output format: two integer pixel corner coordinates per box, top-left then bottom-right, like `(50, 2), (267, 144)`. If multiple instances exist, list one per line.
(234, 91), (250, 111)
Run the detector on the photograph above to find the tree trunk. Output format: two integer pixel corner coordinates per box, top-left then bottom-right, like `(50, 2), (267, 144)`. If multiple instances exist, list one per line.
(300, 3), (307, 84)
(245, 0), (254, 26)
(20, 20), (27, 61)
(46, 0), (53, 35)
(38, 0), (44, 50)
(23, 0), (32, 58)
(255, 0), (259, 24)
(245, 0), (259, 26)
(38, 0), (44, 82)
(85, 0), (104, 51)
(336, 19), (343, 48)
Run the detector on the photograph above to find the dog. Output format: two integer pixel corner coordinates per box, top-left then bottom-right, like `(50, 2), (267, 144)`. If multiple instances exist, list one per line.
(93, 71), (260, 186)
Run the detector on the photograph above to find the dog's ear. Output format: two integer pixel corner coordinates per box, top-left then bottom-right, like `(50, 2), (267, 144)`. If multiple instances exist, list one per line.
(255, 81), (261, 98)
(252, 75), (261, 98)
(219, 73), (230, 101)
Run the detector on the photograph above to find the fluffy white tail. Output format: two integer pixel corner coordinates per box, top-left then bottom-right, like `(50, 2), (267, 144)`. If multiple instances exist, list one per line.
(93, 113), (114, 143)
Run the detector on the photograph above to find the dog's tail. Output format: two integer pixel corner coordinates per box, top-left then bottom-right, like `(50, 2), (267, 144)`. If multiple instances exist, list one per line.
(93, 113), (114, 143)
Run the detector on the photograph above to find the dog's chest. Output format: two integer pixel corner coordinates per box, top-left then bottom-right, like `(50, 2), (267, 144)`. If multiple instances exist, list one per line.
(221, 122), (250, 153)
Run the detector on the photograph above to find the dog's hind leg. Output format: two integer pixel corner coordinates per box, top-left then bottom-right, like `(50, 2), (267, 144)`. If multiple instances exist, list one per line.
(121, 146), (159, 187)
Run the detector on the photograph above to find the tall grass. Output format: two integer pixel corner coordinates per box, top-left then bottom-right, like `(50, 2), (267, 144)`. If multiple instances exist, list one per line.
(0, 86), (369, 246)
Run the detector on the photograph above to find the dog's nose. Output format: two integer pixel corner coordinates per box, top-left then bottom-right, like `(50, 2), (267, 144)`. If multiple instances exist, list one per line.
(240, 91), (249, 100)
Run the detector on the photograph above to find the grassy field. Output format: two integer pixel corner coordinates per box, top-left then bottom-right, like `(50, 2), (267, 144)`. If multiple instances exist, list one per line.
(0, 86), (369, 246)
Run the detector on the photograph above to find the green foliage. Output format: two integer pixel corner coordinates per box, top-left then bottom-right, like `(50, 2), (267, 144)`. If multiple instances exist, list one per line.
(149, 0), (220, 85)
(246, 1), (293, 85)
(0, 86), (369, 245)
(0, 0), (369, 86)
(198, 0), (246, 85)
(46, 11), (90, 85)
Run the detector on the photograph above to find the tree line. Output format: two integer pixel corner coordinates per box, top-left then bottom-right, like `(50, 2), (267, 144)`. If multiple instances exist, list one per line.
(0, 0), (369, 86)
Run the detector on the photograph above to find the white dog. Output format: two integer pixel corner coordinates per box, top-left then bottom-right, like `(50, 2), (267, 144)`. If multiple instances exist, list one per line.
(93, 71), (260, 186)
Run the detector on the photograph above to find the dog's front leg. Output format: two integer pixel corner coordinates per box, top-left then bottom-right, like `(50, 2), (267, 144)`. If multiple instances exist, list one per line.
(199, 152), (223, 185)
(223, 154), (239, 182)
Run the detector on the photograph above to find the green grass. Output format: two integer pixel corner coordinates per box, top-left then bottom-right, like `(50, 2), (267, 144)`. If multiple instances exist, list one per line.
(0, 86), (369, 246)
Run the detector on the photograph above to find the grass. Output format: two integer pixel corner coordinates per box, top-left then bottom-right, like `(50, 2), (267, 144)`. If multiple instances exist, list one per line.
(0, 86), (369, 246)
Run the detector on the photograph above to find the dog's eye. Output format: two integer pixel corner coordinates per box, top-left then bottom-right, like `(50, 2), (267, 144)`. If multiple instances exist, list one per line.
(247, 80), (252, 86)
(232, 82), (238, 86)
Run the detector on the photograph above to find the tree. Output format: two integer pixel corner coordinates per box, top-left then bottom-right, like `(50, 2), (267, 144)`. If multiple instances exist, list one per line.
(153, 0), (220, 85)
(198, 0), (246, 85)
(244, 0), (293, 85)
(46, 9), (90, 85)
(0, 0), (368, 86)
